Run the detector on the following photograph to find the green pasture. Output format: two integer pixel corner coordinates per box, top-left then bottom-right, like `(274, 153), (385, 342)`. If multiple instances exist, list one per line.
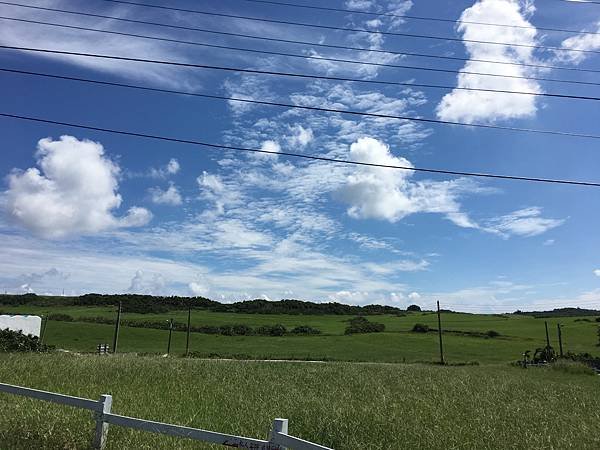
(0, 354), (599, 449)
(1, 305), (598, 364)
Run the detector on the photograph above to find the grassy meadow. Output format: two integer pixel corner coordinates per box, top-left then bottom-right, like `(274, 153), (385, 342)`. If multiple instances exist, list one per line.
(1, 304), (599, 364)
(0, 354), (599, 449)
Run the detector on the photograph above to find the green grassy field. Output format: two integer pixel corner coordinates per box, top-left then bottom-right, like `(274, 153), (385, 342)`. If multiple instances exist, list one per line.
(0, 354), (599, 449)
(2, 304), (599, 364)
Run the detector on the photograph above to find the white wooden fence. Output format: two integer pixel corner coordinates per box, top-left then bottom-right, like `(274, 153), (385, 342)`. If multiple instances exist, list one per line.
(0, 382), (333, 450)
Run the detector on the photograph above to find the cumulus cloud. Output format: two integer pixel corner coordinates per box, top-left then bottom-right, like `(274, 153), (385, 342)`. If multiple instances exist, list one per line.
(4, 136), (151, 238)
(128, 270), (166, 295)
(149, 158), (180, 179)
(337, 137), (480, 227)
(593, 269), (600, 277)
(149, 183), (182, 206)
(485, 207), (564, 237)
(436, 0), (541, 123)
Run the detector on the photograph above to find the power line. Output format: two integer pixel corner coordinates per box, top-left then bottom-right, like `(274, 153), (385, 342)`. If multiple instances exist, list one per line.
(234, 0), (600, 36)
(4, 65), (600, 145)
(4, 16), (600, 89)
(90, 0), (600, 55)
(4, 44), (600, 105)
(4, 46), (600, 140)
(1, 111), (599, 187)
(3, 2), (599, 75)
(2, 0), (598, 57)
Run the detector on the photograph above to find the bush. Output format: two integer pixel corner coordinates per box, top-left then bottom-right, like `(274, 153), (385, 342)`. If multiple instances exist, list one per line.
(0, 328), (53, 353)
(255, 324), (287, 336)
(407, 305), (421, 312)
(48, 313), (74, 322)
(290, 326), (322, 335)
(411, 323), (429, 333)
(550, 360), (596, 376)
(485, 330), (500, 338)
(345, 317), (385, 335)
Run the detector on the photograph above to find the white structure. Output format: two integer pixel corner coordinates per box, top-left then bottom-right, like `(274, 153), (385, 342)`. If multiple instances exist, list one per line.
(0, 315), (42, 337)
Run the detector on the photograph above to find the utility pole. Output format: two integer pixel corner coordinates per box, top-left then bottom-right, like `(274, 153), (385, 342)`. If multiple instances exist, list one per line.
(557, 323), (564, 357)
(437, 300), (445, 365)
(544, 321), (551, 349)
(185, 306), (191, 357)
(167, 319), (173, 356)
(112, 301), (122, 354)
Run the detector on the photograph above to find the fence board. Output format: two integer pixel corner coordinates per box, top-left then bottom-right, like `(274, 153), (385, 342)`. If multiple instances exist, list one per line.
(0, 382), (99, 410)
(272, 432), (334, 450)
(104, 413), (281, 449)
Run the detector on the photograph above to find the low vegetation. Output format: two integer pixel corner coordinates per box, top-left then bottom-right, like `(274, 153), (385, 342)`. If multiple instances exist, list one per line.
(0, 354), (599, 449)
(344, 317), (385, 334)
(0, 329), (53, 353)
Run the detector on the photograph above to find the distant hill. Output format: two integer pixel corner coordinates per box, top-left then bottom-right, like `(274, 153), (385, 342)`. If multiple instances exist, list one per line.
(0, 293), (406, 315)
(514, 307), (600, 318)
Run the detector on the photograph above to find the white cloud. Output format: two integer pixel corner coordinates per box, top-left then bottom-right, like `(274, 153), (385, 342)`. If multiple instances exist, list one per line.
(436, 0), (541, 123)
(149, 158), (180, 179)
(408, 292), (421, 300)
(4, 136), (151, 238)
(288, 125), (314, 148)
(485, 207), (564, 237)
(0, 1), (199, 89)
(257, 140), (281, 160)
(543, 239), (555, 246)
(594, 269), (600, 277)
(149, 183), (182, 206)
(128, 270), (166, 295)
(337, 137), (480, 226)
(556, 21), (600, 65)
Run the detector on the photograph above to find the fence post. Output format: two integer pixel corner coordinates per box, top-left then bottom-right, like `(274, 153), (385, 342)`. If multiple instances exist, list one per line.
(92, 394), (112, 450)
(269, 418), (288, 449)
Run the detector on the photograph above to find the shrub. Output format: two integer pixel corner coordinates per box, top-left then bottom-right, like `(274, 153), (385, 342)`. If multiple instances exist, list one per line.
(345, 317), (385, 335)
(407, 305), (421, 312)
(290, 326), (322, 335)
(485, 330), (500, 338)
(0, 328), (53, 353)
(551, 360), (596, 376)
(48, 313), (74, 322)
(255, 324), (287, 336)
(596, 317), (600, 322)
(411, 323), (430, 333)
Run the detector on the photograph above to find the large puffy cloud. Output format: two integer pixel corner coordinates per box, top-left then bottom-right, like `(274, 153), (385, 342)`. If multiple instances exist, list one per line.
(337, 137), (479, 227)
(4, 136), (151, 238)
(436, 0), (541, 123)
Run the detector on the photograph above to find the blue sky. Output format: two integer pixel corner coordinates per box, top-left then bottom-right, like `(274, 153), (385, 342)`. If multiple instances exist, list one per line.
(0, 0), (599, 311)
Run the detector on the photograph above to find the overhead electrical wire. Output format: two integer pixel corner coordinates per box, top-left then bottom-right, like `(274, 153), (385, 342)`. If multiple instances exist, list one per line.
(87, 0), (600, 55)
(4, 16), (600, 89)
(4, 45), (600, 140)
(1, 0), (597, 56)
(5, 44), (600, 105)
(1, 112), (599, 187)
(233, 0), (600, 36)
(3, 64), (600, 144)
(2, 2), (599, 75)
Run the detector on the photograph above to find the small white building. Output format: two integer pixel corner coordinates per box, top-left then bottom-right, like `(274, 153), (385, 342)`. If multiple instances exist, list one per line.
(0, 315), (42, 337)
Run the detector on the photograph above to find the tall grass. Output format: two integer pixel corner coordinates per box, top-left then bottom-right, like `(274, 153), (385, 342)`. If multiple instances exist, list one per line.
(0, 354), (599, 449)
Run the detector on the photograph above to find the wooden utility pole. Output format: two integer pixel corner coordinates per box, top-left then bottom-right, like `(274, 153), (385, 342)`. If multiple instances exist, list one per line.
(167, 319), (173, 356)
(185, 306), (191, 357)
(112, 302), (122, 354)
(557, 323), (564, 357)
(437, 300), (445, 365)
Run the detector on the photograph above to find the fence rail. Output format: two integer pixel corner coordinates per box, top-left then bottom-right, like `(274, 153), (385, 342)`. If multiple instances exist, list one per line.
(0, 382), (332, 450)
